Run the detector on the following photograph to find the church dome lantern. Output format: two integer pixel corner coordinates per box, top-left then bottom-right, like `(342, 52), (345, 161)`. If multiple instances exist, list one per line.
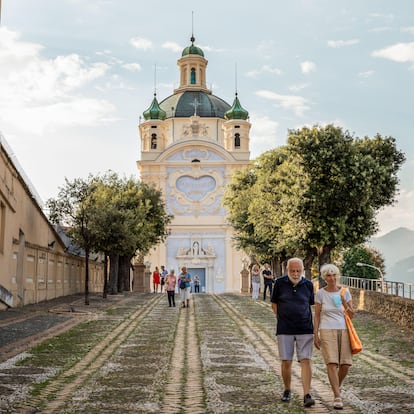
(182, 35), (205, 57)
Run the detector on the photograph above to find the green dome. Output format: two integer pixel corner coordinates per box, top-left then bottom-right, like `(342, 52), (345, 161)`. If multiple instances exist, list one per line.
(160, 91), (231, 119)
(143, 94), (167, 121)
(224, 94), (249, 120)
(182, 35), (204, 57)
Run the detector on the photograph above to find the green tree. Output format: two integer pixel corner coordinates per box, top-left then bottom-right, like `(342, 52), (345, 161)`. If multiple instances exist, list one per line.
(224, 124), (405, 277)
(341, 245), (385, 280)
(89, 173), (171, 294)
(287, 125), (405, 268)
(47, 176), (100, 305)
(47, 172), (172, 300)
(224, 167), (258, 254)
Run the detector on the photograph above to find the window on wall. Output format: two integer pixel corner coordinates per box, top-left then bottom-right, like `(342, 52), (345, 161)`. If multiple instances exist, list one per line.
(0, 201), (5, 253)
(234, 133), (241, 148)
(151, 133), (157, 149)
(191, 68), (196, 84)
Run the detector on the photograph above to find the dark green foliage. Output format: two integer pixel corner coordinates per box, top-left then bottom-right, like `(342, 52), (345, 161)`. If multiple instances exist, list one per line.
(342, 245), (385, 279)
(223, 124), (405, 272)
(46, 171), (171, 296)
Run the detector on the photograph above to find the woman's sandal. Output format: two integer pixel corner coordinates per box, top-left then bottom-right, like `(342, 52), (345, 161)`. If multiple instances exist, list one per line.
(333, 397), (343, 410)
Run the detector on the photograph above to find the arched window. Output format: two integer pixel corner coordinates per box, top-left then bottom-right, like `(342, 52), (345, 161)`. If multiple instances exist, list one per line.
(151, 134), (157, 149)
(191, 68), (196, 84)
(234, 133), (241, 148)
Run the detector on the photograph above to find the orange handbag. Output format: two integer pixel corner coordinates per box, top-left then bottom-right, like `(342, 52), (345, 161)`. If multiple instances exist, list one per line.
(341, 288), (363, 354)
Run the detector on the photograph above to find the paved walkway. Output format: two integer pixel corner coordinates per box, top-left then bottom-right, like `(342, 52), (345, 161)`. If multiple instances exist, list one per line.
(0, 292), (413, 413)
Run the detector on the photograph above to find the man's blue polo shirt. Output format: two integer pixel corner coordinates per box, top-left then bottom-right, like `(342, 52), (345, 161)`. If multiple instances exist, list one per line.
(271, 275), (315, 335)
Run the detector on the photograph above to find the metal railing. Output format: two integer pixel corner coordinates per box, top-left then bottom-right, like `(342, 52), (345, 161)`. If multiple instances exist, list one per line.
(340, 276), (414, 300)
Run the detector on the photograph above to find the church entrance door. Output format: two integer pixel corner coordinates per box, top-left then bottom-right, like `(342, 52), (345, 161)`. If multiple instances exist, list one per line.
(188, 268), (205, 293)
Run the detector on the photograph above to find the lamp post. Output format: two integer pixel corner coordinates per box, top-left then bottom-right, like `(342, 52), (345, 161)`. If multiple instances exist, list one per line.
(356, 262), (385, 292)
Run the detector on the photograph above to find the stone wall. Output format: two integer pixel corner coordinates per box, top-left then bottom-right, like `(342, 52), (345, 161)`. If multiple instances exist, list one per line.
(351, 288), (414, 332)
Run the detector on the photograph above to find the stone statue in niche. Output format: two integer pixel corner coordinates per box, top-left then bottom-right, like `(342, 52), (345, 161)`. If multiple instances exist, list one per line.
(192, 241), (200, 256)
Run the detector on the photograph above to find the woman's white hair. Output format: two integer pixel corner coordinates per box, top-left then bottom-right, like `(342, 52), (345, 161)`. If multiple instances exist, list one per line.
(320, 263), (341, 282)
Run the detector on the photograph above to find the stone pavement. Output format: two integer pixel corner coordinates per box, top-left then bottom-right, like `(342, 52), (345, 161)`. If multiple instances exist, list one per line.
(0, 292), (413, 413)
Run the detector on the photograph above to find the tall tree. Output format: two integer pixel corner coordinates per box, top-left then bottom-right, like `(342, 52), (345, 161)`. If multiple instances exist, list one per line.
(224, 124), (405, 275)
(89, 173), (171, 294)
(287, 125), (405, 268)
(48, 172), (172, 299)
(47, 176), (99, 305)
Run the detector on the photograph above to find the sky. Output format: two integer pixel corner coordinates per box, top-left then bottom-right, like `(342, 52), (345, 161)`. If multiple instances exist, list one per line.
(0, 0), (413, 237)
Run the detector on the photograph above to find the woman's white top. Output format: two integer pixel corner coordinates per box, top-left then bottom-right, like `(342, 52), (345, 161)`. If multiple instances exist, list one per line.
(315, 287), (351, 330)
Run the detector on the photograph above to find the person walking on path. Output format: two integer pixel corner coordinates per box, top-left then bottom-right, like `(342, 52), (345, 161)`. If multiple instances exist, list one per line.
(164, 269), (177, 307)
(153, 266), (160, 293)
(193, 274), (200, 293)
(251, 264), (261, 300)
(262, 263), (273, 301)
(313, 263), (354, 410)
(271, 257), (316, 408)
(178, 266), (192, 308)
(160, 265), (168, 293)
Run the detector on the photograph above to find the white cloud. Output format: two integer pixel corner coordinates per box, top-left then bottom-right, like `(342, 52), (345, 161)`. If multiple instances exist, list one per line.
(0, 28), (116, 135)
(2, 53), (108, 102)
(249, 113), (281, 157)
(245, 65), (283, 78)
(122, 63), (142, 72)
(0, 27), (43, 60)
(198, 44), (214, 53)
(358, 70), (374, 78)
(255, 90), (310, 116)
(327, 39), (360, 48)
(130, 37), (153, 50)
(288, 83), (309, 92)
(369, 27), (392, 33)
(162, 41), (183, 53)
(402, 27), (414, 35)
(257, 40), (275, 58)
(2, 99), (116, 135)
(368, 13), (395, 23)
(376, 188), (414, 236)
(301, 61), (316, 74)
(372, 42), (414, 63)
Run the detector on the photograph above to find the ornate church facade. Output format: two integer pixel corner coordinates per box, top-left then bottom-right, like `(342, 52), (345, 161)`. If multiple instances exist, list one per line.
(137, 36), (251, 293)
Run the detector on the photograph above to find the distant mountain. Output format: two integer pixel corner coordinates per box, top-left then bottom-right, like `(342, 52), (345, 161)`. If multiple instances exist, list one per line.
(370, 227), (414, 283)
(389, 256), (414, 284)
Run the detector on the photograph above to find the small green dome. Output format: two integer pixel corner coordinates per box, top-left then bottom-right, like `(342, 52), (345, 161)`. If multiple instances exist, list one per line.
(143, 94), (167, 121)
(224, 94), (249, 120)
(182, 35), (204, 57)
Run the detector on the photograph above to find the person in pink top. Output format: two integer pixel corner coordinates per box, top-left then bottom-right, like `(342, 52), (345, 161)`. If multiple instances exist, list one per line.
(165, 269), (177, 307)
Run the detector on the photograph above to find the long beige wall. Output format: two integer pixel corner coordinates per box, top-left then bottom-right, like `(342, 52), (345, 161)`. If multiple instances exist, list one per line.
(0, 141), (104, 309)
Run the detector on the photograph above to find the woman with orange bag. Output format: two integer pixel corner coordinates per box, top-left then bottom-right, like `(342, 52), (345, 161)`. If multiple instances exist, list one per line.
(313, 263), (355, 410)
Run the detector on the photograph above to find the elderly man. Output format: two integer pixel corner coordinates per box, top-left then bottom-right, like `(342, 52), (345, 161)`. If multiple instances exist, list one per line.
(271, 257), (315, 408)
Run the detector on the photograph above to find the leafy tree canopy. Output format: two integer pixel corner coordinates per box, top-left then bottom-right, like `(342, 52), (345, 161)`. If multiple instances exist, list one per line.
(224, 124), (405, 270)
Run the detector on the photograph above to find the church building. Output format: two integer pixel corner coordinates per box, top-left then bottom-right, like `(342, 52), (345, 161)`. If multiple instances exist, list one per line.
(137, 35), (251, 293)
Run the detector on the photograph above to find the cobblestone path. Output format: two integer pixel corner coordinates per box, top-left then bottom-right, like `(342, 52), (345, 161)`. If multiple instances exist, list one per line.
(0, 293), (413, 413)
